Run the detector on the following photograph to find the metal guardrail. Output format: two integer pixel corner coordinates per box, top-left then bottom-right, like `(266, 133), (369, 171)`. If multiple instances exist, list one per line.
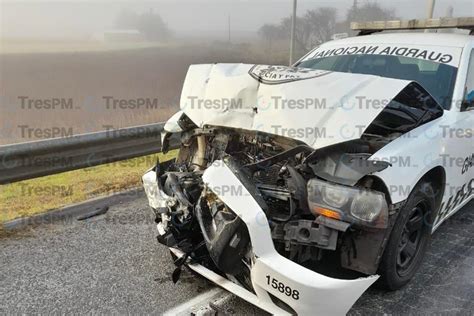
(0, 122), (179, 185)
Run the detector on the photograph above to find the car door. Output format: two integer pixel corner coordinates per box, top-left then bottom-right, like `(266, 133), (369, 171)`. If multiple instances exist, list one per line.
(434, 48), (474, 228)
(461, 49), (474, 192)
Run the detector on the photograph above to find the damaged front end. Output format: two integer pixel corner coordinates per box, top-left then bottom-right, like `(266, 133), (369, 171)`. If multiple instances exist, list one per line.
(142, 64), (443, 315)
(143, 124), (395, 314)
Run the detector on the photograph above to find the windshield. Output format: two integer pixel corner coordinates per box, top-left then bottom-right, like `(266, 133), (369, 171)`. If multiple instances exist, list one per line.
(298, 54), (458, 109)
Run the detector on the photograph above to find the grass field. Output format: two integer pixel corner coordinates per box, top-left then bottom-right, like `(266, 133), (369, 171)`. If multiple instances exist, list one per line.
(0, 40), (289, 223)
(0, 150), (177, 223)
(0, 42), (288, 145)
(1, 39), (170, 54)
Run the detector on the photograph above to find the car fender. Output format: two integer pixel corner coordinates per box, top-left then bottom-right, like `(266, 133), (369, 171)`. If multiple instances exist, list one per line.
(369, 117), (446, 204)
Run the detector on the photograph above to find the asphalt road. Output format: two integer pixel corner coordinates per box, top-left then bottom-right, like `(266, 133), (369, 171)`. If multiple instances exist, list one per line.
(1, 191), (473, 315)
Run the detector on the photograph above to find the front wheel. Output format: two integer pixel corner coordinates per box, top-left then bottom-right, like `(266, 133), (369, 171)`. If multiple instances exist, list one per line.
(378, 182), (435, 290)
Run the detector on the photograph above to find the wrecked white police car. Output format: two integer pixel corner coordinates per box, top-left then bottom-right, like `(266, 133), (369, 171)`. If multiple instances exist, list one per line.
(143, 19), (474, 315)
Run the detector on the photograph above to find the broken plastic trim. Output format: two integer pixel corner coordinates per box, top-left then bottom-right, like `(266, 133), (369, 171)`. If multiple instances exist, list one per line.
(202, 159), (379, 315)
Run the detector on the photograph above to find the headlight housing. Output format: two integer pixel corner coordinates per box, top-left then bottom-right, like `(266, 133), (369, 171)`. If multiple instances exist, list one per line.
(307, 178), (388, 228)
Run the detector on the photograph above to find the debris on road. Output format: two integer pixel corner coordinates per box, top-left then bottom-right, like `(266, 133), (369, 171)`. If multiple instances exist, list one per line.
(76, 206), (109, 221)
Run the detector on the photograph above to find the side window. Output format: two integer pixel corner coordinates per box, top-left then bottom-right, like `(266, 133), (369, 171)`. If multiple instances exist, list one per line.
(462, 49), (474, 111)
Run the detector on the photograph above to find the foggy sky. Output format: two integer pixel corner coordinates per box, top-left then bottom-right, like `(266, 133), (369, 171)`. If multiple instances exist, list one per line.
(1, 0), (473, 40)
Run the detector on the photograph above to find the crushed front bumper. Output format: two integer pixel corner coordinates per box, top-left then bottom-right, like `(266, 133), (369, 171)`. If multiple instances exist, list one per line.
(143, 161), (378, 315)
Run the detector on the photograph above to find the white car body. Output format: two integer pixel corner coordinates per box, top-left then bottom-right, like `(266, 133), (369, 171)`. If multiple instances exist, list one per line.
(299, 33), (474, 229)
(143, 32), (474, 315)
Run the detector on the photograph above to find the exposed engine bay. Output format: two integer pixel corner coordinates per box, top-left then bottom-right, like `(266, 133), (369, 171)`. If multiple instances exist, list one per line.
(144, 77), (444, 287)
(153, 127), (390, 282)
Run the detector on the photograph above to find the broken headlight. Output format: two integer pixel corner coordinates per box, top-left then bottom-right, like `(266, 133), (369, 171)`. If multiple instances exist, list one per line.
(307, 179), (388, 228)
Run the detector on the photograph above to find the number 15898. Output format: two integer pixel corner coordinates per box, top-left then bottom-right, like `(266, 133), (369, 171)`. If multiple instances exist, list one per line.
(265, 275), (300, 300)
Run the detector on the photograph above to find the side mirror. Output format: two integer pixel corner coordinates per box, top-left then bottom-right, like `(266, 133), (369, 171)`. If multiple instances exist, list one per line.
(461, 90), (474, 112)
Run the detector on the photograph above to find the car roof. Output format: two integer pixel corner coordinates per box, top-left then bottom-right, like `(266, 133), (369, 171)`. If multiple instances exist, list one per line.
(327, 32), (472, 48)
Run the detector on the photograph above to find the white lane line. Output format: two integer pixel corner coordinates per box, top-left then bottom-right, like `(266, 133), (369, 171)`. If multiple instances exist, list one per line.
(162, 287), (225, 316)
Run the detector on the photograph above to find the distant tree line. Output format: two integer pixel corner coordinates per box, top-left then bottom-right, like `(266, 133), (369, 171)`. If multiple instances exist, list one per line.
(115, 9), (171, 41)
(258, 2), (396, 54)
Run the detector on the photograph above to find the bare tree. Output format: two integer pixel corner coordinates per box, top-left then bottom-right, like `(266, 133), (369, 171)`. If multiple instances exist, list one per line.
(258, 7), (338, 57)
(345, 2), (397, 33)
(258, 24), (282, 50)
(137, 10), (171, 41)
(115, 9), (139, 29)
(279, 16), (313, 52)
(115, 9), (171, 41)
(305, 7), (337, 44)
(347, 2), (396, 22)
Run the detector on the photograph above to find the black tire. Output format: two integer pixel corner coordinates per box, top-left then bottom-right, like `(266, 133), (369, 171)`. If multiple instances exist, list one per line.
(378, 181), (435, 290)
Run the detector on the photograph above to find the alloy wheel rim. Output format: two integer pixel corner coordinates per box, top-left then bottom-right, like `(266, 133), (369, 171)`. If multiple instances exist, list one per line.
(396, 203), (425, 276)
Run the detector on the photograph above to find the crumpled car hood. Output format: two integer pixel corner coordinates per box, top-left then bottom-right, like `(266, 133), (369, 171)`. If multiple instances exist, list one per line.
(180, 63), (412, 149)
